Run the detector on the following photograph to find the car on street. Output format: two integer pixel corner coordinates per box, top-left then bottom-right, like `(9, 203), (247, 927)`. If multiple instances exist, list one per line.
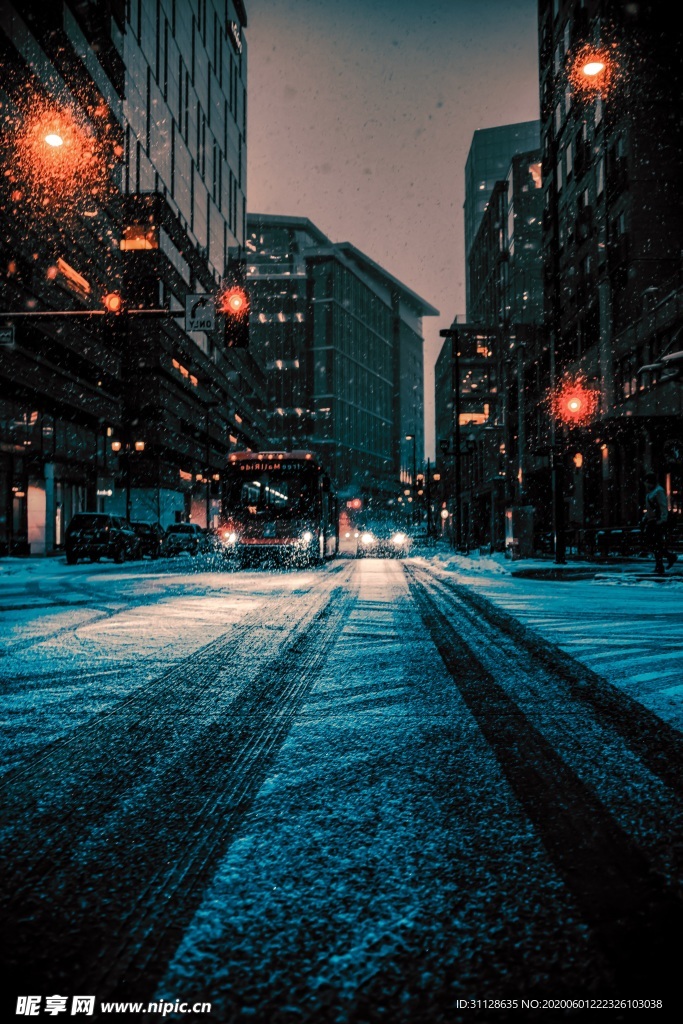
(163, 522), (211, 557)
(130, 521), (165, 559)
(64, 513), (141, 565)
(355, 514), (413, 559)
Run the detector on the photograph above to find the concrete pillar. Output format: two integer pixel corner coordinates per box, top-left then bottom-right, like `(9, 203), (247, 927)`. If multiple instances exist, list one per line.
(44, 463), (55, 553)
(27, 482), (46, 555)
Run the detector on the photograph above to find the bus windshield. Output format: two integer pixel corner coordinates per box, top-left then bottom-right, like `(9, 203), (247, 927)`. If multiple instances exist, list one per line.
(223, 470), (318, 516)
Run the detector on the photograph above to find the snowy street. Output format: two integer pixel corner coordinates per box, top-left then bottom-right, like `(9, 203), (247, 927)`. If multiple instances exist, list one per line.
(1, 552), (682, 1021)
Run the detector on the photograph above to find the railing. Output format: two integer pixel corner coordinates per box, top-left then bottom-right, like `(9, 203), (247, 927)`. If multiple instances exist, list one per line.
(562, 523), (681, 560)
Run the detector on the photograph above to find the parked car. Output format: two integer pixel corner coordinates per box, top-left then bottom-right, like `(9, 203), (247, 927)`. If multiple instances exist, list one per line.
(163, 522), (210, 557)
(130, 521), (165, 559)
(65, 513), (140, 565)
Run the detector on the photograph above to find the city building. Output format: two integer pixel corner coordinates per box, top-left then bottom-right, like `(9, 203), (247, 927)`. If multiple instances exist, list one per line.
(246, 214), (438, 507)
(436, 147), (544, 552)
(538, 0), (683, 549)
(116, 0), (267, 529)
(0, 1), (267, 554)
(0, 2), (127, 554)
(464, 120), (540, 318)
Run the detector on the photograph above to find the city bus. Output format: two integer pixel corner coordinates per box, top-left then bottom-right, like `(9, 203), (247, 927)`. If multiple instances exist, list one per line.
(216, 450), (339, 565)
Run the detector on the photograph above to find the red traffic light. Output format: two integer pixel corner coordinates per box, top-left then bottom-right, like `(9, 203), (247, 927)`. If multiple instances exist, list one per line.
(220, 286), (249, 317)
(550, 376), (598, 426)
(102, 291), (123, 314)
(220, 283), (250, 348)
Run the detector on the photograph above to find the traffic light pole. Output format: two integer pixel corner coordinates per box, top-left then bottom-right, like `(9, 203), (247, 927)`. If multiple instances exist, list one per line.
(552, 444), (567, 565)
(0, 309), (170, 319)
(440, 328), (462, 551)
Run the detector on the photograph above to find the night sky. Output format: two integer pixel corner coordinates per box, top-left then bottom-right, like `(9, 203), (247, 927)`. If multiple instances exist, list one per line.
(247, 0), (540, 457)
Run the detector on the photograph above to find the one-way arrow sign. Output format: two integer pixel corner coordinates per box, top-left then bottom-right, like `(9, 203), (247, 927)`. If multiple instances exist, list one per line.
(185, 294), (216, 333)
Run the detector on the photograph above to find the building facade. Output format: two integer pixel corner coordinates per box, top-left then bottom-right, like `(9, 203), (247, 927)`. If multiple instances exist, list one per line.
(437, 148), (544, 551)
(464, 120), (540, 318)
(0, 0), (267, 554)
(246, 214), (438, 507)
(538, 0), (683, 547)
(117, 0), (267, 529)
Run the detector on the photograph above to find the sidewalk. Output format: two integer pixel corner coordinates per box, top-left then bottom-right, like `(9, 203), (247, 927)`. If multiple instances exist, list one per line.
(417, 544), (683, 734)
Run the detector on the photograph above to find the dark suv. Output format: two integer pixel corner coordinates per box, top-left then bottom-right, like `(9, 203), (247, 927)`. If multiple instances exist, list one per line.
(65, 513), (140, 565)
(130, 521), (165, 559)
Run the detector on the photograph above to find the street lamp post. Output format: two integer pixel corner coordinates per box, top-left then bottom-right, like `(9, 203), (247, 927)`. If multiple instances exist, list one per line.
(405, 433), (417, 525)
(203, 398), (220, 529)
(440, 328), (462, 550)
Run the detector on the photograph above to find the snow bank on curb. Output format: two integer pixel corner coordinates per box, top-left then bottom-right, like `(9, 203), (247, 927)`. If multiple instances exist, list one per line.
(411, 550), (508, 577)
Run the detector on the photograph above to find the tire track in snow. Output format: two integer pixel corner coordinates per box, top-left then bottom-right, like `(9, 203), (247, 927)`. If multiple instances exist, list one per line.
(0, 561), (353, 1002)
(406, 562), (683, 996)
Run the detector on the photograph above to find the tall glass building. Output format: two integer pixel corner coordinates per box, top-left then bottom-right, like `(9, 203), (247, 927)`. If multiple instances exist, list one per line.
(124, 0), (247, 282)
(464, 120), (540, 318)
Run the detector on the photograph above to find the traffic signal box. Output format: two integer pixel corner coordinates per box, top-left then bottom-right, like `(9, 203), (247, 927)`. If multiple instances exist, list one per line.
(220, 256), (250, 348)
(102, 291), (124, 314)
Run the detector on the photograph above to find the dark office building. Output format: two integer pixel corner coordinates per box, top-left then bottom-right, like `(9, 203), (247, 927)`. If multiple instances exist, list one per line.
(464, 120), (540, 317)
(246, 214), (438, 504)
(436, 147), (544, 551)
(538, 0), (683, 543)
(1, 1), (267, 553)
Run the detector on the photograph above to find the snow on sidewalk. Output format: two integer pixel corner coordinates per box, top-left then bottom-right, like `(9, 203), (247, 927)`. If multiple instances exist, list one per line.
(417, 547), (683, 733)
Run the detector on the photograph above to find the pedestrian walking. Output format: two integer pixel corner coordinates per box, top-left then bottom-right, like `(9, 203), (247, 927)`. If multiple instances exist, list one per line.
(642, 471), (677, 574)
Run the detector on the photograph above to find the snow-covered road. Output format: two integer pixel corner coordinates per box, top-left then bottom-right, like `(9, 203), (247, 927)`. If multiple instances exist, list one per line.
(1, 553), (681, 1022)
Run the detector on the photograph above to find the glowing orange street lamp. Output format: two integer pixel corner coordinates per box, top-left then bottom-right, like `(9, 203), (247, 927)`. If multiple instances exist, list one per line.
(568, 44), (616, 99)
(582, 60), (606, 77)
(43, 133), (64, 148)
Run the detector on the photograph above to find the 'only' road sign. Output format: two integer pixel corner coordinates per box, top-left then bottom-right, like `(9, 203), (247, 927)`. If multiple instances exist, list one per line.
(185, 295), (216, 333)
(0, 325), (16, 347)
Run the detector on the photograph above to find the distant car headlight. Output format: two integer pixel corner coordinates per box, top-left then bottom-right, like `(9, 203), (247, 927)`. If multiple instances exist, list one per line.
(391, 532), (406, 546)
(301, 530), (314, 543)
(222, 530), (238, 545)
(361, 532), (375, 545)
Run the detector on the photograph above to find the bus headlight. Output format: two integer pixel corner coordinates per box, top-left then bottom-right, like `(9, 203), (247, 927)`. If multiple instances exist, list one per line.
(361, 532), (375, 546)
(392, 532), (406, 546)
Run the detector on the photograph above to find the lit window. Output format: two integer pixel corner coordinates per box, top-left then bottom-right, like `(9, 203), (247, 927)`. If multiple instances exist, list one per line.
(120, 225), (159, 250)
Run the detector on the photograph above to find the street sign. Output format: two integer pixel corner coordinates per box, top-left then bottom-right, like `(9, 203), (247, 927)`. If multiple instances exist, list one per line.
(0, 325), (15, 347)
(185, 294), (216, 333)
